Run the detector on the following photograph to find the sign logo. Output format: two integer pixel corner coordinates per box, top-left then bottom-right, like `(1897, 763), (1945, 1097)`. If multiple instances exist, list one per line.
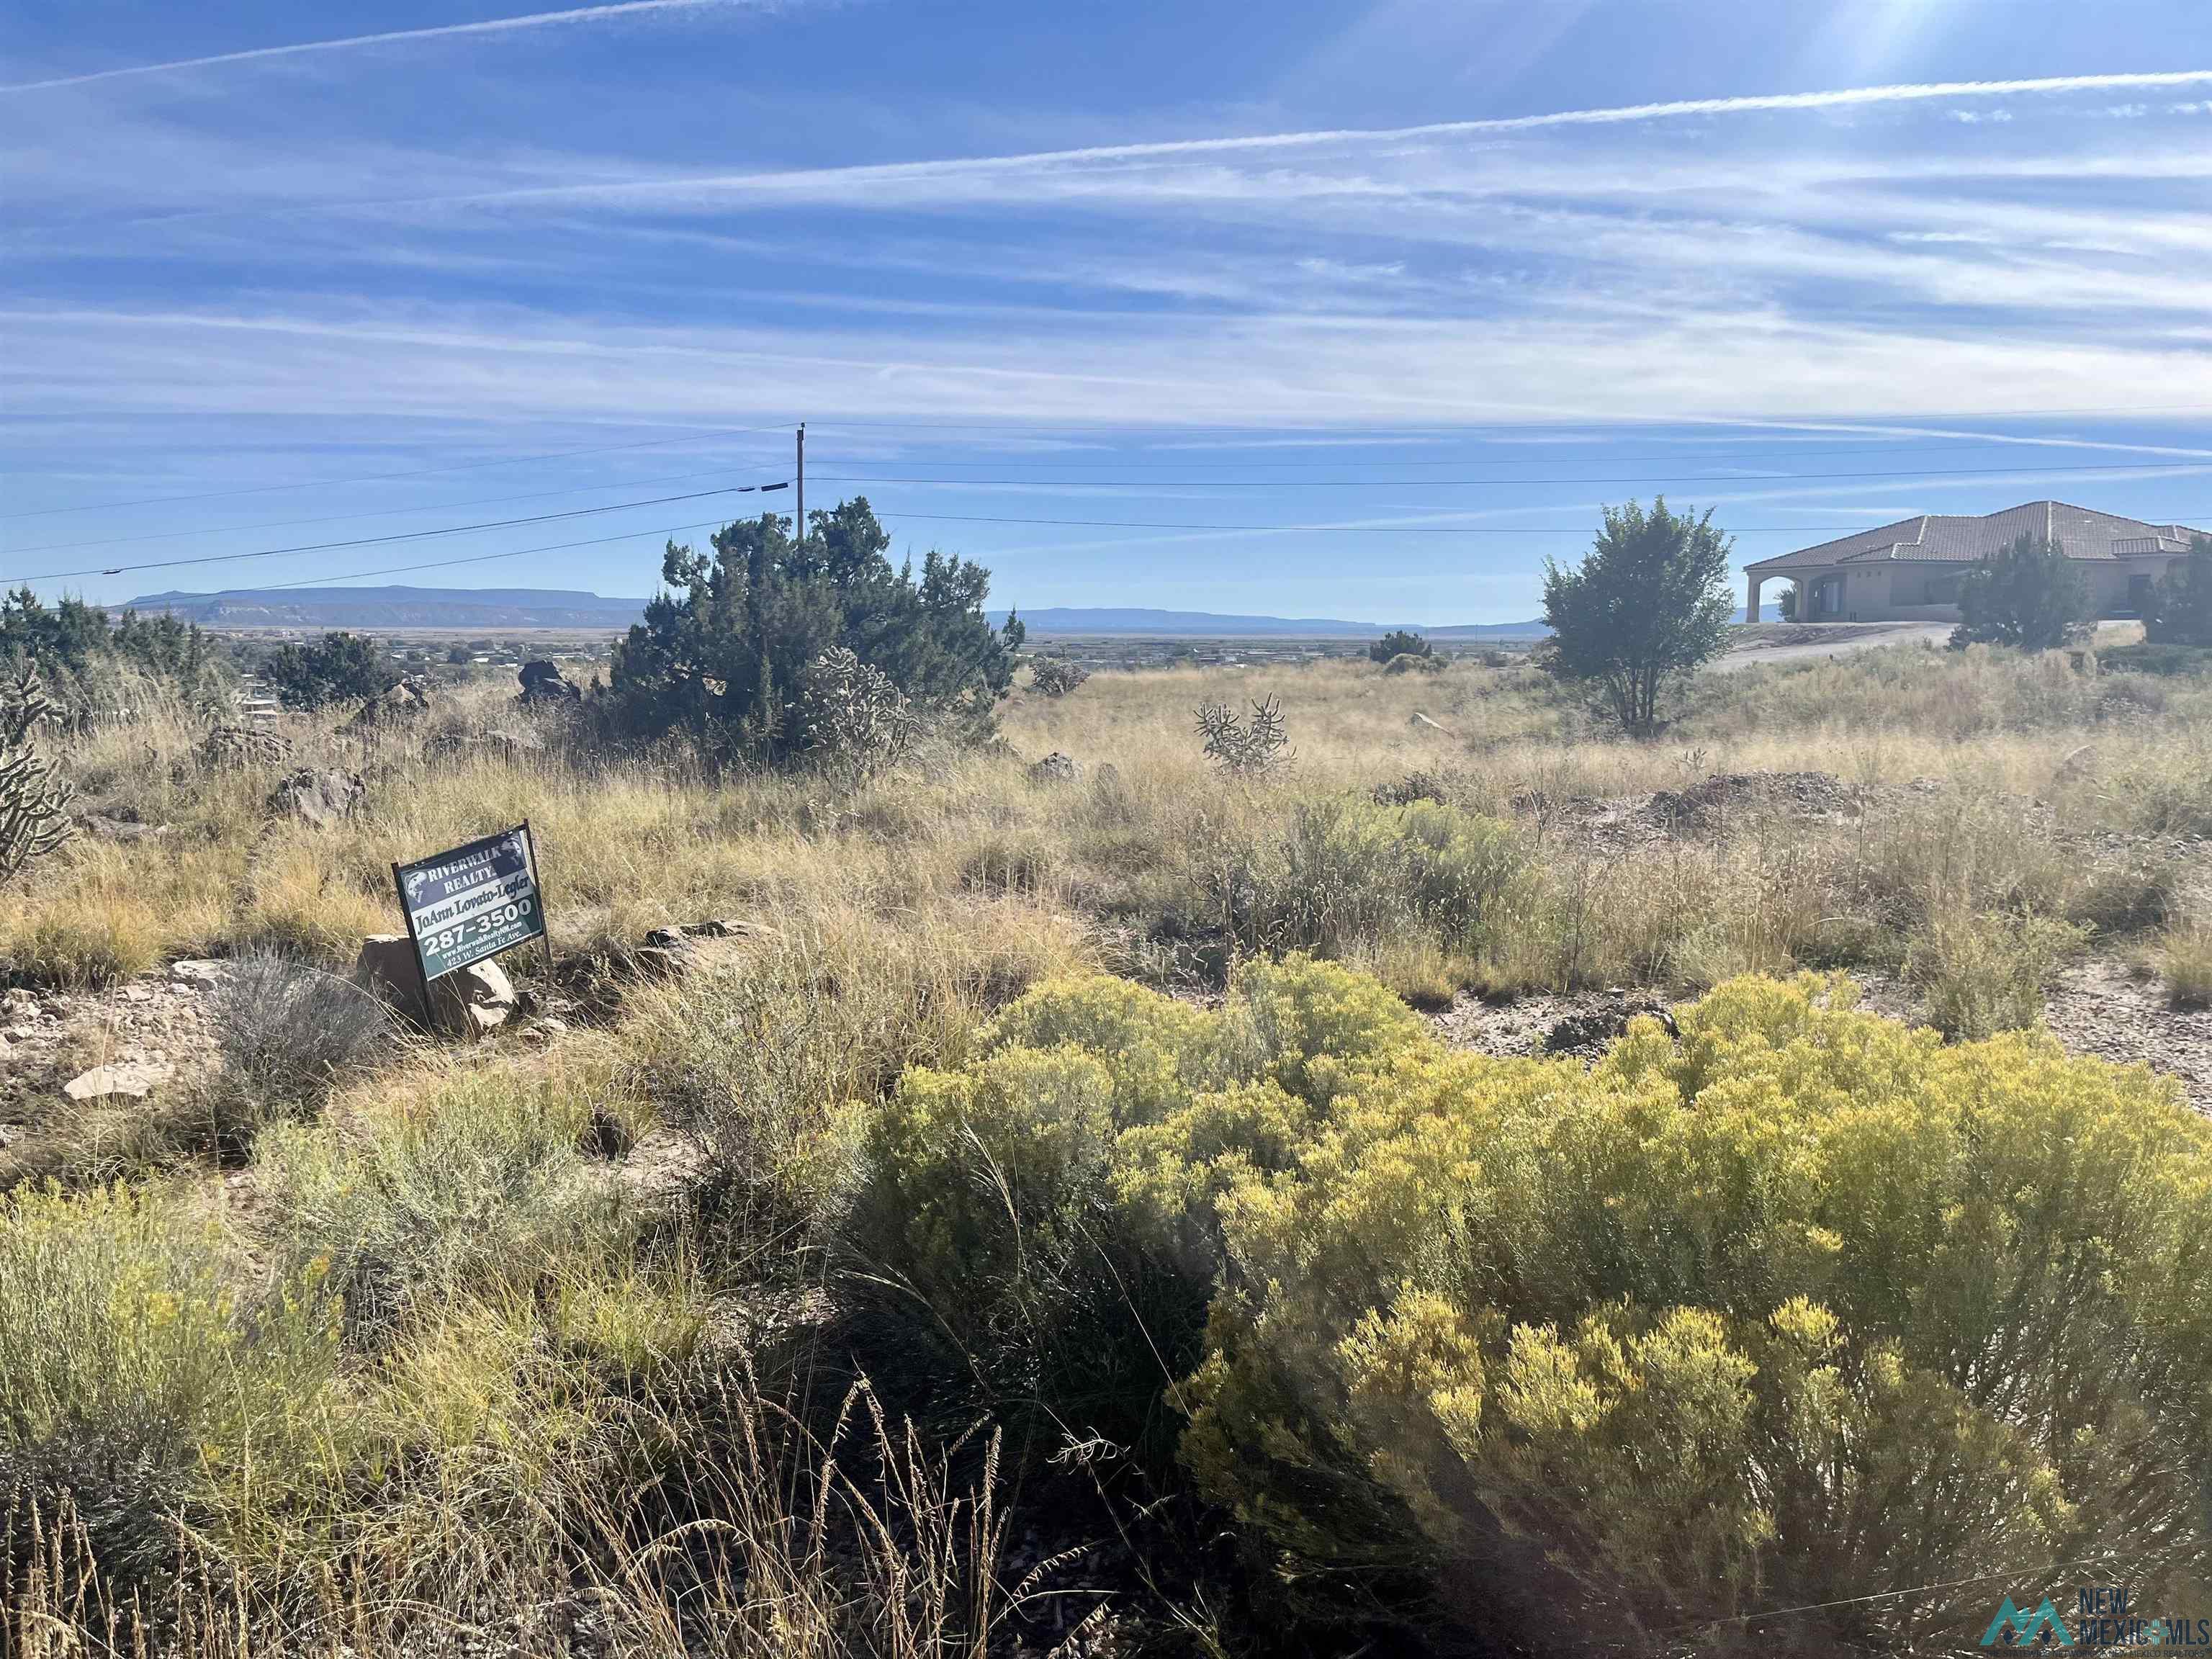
(392, 822), (547, 983)
(1982, 1599), (2074, 1647)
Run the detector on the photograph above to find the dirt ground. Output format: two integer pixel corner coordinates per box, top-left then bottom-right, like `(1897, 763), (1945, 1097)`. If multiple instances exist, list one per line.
(1436, 959), (2212, 1113)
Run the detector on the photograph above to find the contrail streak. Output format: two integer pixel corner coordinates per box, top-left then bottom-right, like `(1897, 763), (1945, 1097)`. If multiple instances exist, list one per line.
(457, 69), (2212, 207)
(1, 0), (765, 94)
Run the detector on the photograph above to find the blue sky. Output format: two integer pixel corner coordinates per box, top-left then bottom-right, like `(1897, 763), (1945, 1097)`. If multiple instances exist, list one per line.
(7, 0), (2212, 623)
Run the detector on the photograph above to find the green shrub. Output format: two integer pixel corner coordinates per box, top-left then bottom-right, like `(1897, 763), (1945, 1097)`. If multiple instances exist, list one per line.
(607, 499), (1022, 766)
(2144, 536), (2212, 646)
(261, 631), (398, 711)
(2100, 640), (2212, 677)
(1904, 903), (2083, 1038)
(1368, 629), (1431, 665)
(2159, 918), (2212, 1010)
(254, 1056), (624, 1339)
(1213, 796), (1529, 998)
(850, 965), (2212, 1651)
(842, 958), (1408, 1439)
(1951, 531), (2094, 649)
(0, 1182), (338, 1578)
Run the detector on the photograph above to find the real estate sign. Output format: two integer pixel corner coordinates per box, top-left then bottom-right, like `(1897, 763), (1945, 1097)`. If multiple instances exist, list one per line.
(392, 823), (546, 981)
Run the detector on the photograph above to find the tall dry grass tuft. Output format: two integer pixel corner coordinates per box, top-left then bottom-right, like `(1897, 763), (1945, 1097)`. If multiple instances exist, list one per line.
(6, 1371), (1029, 1659)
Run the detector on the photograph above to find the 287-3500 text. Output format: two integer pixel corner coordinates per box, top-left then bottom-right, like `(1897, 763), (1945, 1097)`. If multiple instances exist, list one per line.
(422, 896), (534, 956)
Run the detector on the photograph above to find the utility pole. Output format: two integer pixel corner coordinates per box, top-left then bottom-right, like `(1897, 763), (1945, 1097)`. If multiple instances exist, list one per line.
(794, 423), (805, 544)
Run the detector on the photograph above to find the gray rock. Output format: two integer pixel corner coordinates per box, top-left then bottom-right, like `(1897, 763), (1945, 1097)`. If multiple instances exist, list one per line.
(171, 959), (227, 986)
(268, 768), (365, 828)
(81, 814), (170, 844)
(1028, 751), (1082, 783)
(518, 660), (581, 705)
(63, 1061), (175, 1102)
(680, 917), (754, 939)
(196, 725), (291, 768)
(424, 728), (543, 763)
(343, 680), (432, 733)
(354, 934), (517, 1037)
(631, 943), (696, 981)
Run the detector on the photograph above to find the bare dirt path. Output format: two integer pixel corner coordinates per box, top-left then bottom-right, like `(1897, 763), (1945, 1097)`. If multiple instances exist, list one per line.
(1710, 621), (1951, 673)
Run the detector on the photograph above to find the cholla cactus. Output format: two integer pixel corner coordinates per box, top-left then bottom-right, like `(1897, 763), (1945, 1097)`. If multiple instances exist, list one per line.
(0, 664), (73, 886)
(799, 647), (917, 775)
(1195, 696), (1293, 775)
(1030, 657), (1091, 697)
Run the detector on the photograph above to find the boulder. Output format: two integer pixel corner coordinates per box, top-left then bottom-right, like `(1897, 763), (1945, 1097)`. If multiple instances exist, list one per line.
(423, 727), (544, 764)
(343, 680), (432, 734)
(81, 814), (171, 844)
(679, 917), (754, 940)
(63, 1061), (175, 1102)
(354, 934), (517, 1038)
(518, 660), (581, 705)
(1028, 751), (1082, 783)
(196, 725), (291, 768)
(267, 768), (365, 828)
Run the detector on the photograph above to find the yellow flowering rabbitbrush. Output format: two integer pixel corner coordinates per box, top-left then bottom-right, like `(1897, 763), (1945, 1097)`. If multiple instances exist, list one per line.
(848, 961), (2212, 1651)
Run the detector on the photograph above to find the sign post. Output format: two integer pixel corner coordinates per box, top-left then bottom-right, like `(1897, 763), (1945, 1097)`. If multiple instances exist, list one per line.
(391, 823), (549, 997)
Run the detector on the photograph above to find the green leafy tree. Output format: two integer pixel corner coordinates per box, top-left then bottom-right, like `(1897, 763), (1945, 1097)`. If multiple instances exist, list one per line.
(608, 497), (1022, 766)
(1951, 532), (2093, 650)
(262, 632), (398, 711)
(2144, 536), (2212, 647)
(1538, 499), (1733, 736)
(1368, 629), (1431, 664)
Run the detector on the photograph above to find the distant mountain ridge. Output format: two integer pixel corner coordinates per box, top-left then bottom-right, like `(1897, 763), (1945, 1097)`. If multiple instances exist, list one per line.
(122, 588), (1776, 635)
(124, 586), (652, 629)
(1004, 607), (1552, 637)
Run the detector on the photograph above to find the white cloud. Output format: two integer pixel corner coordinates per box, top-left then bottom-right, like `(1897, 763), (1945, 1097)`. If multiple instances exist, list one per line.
(0, 0), (782, 95)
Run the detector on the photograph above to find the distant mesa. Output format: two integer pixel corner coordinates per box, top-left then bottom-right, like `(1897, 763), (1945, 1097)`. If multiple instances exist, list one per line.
(1004, 607), (1553, 638)
(122, 586), (652, 630)
(121, 589), (1779, 636)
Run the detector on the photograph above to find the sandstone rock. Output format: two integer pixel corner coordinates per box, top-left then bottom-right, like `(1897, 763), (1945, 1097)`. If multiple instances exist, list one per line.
(267, 768), (365, 828)
(354, 934), (517, 1038)
(1028, 751), (1082, 783)
(63, 1061), (175, 1102)
(171, 959), (227, 986)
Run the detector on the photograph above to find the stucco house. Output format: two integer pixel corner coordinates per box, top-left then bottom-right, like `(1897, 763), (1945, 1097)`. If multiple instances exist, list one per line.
(1743, 501), (2206, 626)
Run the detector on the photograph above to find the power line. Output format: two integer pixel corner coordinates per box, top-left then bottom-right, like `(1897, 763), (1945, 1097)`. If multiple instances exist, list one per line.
(0, 422), (794, 523)
(866, 508), (2212, 536)
(251, 518), (742, 591)
(2, 462), (777, 557)
(794, 440), (2212, 468)
(6, 479), (789, 585)
(817, 459), (2212, 489)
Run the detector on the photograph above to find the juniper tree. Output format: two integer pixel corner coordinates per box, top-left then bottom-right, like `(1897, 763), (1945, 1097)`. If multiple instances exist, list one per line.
(1539, 499), (1734, 736)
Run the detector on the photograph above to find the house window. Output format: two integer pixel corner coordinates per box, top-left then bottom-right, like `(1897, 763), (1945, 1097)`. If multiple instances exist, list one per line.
(1924, 574), (1959, 605)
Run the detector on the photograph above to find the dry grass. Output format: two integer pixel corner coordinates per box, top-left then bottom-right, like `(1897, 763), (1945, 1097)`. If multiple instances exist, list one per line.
(7, 639), (2212, 1655)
